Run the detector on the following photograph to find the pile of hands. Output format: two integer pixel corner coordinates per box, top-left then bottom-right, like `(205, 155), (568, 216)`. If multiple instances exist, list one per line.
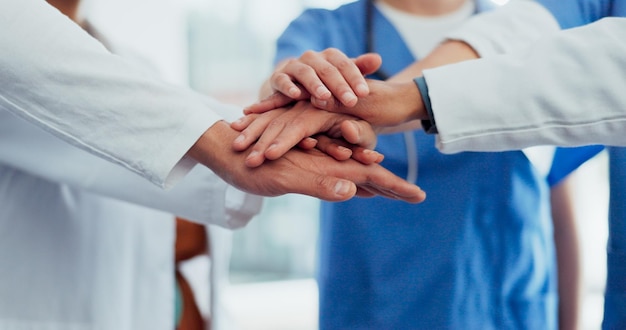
(224, 48), (427, 204)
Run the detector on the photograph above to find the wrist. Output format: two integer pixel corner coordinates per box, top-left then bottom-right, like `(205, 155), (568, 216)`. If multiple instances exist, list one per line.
(398, 79), (427, 122)
(189, 121), (239, 180)
(413, 77), (437, 134)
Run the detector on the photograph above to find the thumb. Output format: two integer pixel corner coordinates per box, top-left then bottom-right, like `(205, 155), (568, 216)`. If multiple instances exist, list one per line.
(294, 173), (357, 202)
(244, 92), (292, 114)
(354, 53), (382, 76)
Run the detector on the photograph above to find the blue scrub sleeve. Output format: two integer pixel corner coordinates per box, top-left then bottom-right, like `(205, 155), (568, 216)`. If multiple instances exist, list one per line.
(414, 76), (437, 134)
(546, 145), (604, 186)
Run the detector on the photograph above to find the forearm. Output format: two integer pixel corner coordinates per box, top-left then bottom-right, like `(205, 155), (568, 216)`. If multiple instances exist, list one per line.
(445, 0), (559, 57)
(0, 0), (220, 187)
(550, 177), (582, 330)
(388, 40), (479, 84)
(378, 40), (479, 134)
(0, 111), (259, 228)
(424, 18), (626, 152)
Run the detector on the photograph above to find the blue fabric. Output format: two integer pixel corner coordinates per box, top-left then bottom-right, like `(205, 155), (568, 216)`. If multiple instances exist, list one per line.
(175, 280), (183, 327)
(606, 147), (626, 330)
(547, 146), (604, 186)
(534, 2), (626, 328)
(276, 1), (598, 328)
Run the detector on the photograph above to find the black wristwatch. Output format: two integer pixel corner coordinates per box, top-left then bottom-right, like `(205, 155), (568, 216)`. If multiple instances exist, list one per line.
(414, 76), (437, 134)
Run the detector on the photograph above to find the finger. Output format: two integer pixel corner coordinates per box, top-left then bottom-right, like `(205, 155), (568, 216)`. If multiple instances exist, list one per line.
(262, 108), (341, 161)
(244, 92), (297, 114)
(316, 135), (382, 164)
(353, 53), (383, 77)
(308, 176), (358, 202)
(297, 137), (318, 150)
(269, 72), (303, 99)
(280, 168), (358, 202)
(301, 49), (358, 107)
(355, 187), (376, 198)
(315, 135), (353, 161)
(232, 112), (281, 152)
(284, 148), (425, 203)
(311, 95), (342, 112)
(351, 148), (384, 164)
(230, 114), (256, 131)
(282, 55), (333, 100)
(341, 120), (377, 149)
(246, 110), (304, 166)
(333, 162), (425, 203)
(324, 49), (370, 100)
(361, 167), (426, 203)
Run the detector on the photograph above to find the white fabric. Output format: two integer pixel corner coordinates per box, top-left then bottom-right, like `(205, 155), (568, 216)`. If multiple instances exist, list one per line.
(0, 0), (221, 188)
(445, 0), (560, 57)
(376, 0), (475, 59)
(0, 0), (263, 329)
(441, 0), (561, 174)
(424, 17), (626, 153)
(380, 0), (559, 175)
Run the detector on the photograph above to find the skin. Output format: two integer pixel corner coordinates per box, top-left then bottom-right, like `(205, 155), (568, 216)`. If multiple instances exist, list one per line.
(191, 120), (426, 203)
(259, 50), (382, 108)
(46, 0), (81, 21)
(551, 178), (582, 330)
(236, 2), (584, 325)
(232, 101), (382, 167)
(236, 40), (476, 159)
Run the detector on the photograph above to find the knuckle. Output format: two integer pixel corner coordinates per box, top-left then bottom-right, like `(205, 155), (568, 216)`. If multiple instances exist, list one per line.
(300, 50), (317, 61)
(317, 64), (336, 78)
(293, 64), (313, 78)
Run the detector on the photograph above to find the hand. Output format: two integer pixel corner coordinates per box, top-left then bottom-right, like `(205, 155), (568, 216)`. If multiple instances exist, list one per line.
(231, 101), (381, 167)
(249, 79), (426, 126)
(189, 121), (425, 203)
(259, 49), (382, 108)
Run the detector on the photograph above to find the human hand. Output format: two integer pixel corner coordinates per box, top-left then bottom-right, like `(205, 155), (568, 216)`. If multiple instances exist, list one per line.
(231, 101), (381, 167)
(259, 49), (382, 108)
(249, 79), (427, 127)
(189, 121), (425, 203)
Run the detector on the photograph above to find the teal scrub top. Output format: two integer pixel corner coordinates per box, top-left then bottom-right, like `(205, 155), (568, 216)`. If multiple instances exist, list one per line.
(276, 1), (603, 328)
(537, 1), (626, 328)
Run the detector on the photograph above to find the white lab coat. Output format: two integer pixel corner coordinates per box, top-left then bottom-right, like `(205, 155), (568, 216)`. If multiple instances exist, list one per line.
(0, 110), (261, 330)
(0, 0), (219, 187)
(0, 1), (262, 329)
(424, 17), (626, 153)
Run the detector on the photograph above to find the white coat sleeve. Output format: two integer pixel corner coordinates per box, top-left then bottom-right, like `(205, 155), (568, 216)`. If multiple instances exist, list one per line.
(423, 18), (626, 153)
(0, 109), (262, 229)
(0, 0), (220, 188)
(444, 0), (560, 57)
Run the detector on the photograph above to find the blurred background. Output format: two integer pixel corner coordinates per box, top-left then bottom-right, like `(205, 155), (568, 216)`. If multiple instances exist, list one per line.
(81, 0), (609, 329)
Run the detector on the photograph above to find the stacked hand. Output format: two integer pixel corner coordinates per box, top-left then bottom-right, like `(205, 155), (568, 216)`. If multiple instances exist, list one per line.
(190, 121), (425, 203)
(220, 48), (427, 203)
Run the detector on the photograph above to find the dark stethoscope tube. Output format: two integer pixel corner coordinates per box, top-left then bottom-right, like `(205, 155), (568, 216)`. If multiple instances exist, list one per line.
(365, 0), (391, 80)
(364, 0), (418, 184)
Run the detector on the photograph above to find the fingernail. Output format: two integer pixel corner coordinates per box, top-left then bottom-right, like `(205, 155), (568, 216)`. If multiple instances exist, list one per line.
(314, 99), (328, 108)
(288, 87), (300, 97)
(334, 181), (351, 196)
(316, 85), (331, 98)
(246, 150), (259, 161)
(233, 134), (245, 145)
(267, 143), (277, 152)
(341, 92), (357, 105)
(356, 83), (369, 95)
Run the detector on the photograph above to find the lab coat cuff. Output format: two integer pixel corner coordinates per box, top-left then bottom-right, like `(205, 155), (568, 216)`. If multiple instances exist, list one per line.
(224, 186), (264, 229)
(162, 109), (223, 189)
(414, 76), (437, 134)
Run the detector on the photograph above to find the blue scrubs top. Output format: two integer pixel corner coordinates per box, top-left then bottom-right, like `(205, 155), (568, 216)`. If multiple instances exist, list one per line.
(536, 1), (626, 328)
(276, 1), (601, 328)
